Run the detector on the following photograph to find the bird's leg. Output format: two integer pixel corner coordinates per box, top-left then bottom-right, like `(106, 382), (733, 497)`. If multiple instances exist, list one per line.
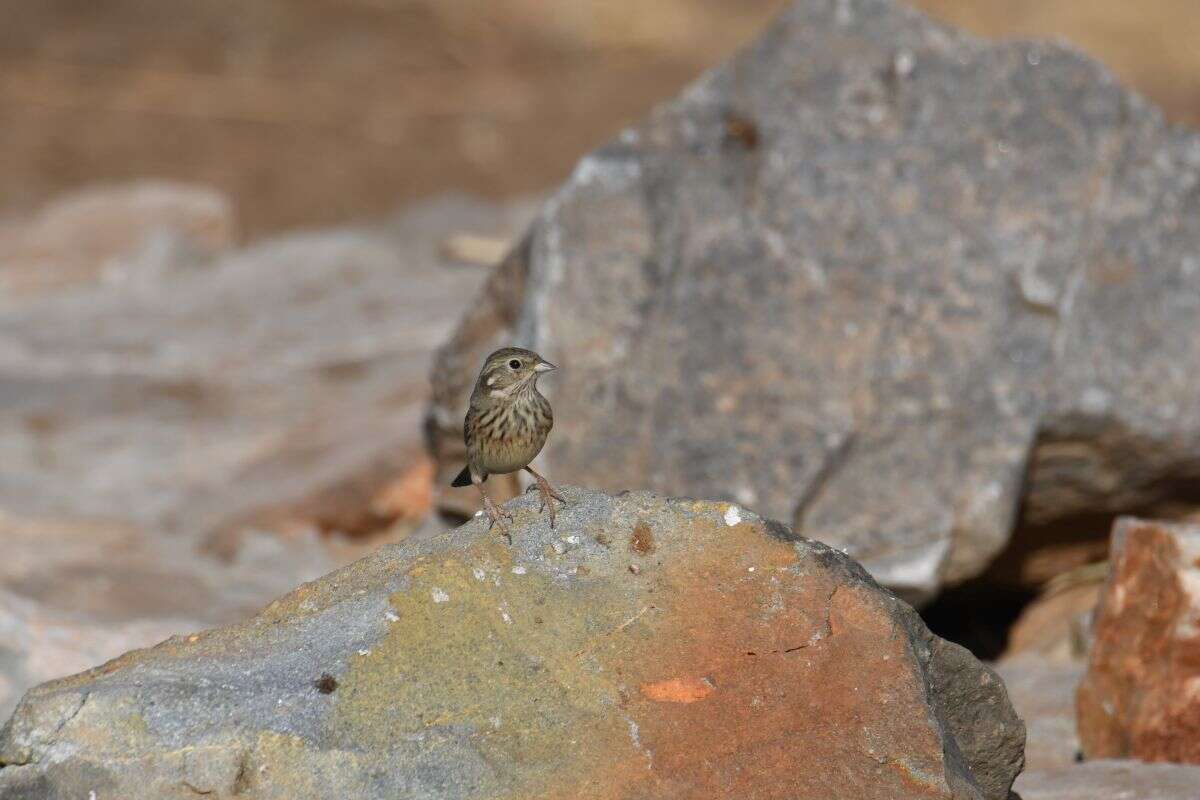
(524, 466), (566, 529)
(474, 476), (513, 543)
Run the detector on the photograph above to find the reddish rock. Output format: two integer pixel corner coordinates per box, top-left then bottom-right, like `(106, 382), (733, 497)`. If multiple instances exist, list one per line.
(369, 453), (436, 527)
(0, 488), (1024, 799)
(1004, 582), (1099, 662)
(1076, 517), (1200, 762)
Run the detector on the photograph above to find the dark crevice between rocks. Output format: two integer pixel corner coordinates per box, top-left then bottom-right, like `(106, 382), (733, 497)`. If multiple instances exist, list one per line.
(921, 583), (1036, 661)
(923, 473), (1200, 661)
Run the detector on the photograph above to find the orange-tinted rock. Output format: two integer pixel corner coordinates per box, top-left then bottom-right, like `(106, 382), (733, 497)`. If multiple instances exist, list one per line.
(1004, 582), (1099, 662)
(0, 488), (1024, 799)
(1077, 517), (1200, 762)
(370, 454), (436, 526)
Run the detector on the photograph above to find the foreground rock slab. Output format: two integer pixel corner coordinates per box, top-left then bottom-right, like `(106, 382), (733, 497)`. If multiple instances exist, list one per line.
(0, 488), (1023, 799)
(429, 0), (1200, 600)
(1077, 517), (1200, 762)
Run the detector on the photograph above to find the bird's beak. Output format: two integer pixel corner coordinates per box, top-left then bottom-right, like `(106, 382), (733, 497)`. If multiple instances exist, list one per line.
(534, 360), (557, 373)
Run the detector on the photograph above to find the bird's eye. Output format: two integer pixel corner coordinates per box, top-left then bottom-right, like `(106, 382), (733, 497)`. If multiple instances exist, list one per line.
(508, 359), (521, 369)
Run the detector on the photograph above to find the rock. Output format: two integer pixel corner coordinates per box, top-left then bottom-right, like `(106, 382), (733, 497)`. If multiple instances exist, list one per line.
(203, 448), (435, 558)
(0, 191), (537, 726)
(1014, 760), (1200, 800)
(0, 510), (341, 722)
(1002, 582), (1098, 662)
(0, 488), (1024, 799)
(0, 192), (536, 541)
(1076, 517), (1200, 762)
(0, 181), (234, 296)
(429, 0), (1200, 601)
(994, 658), (1083, 771)
(0, 590), (197, 722)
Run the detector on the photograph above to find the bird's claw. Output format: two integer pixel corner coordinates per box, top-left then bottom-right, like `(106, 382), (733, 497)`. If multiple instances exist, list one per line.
(532, 480), (566, 529)
(482, 497), (514, 543)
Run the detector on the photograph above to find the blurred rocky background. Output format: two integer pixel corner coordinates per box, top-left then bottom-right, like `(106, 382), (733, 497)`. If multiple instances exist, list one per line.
(6, 1), (1200, 236)
(3, 1), (1200, 797)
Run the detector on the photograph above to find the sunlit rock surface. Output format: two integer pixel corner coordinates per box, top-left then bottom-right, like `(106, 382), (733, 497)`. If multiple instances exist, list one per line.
(0, 488), (1023, 799)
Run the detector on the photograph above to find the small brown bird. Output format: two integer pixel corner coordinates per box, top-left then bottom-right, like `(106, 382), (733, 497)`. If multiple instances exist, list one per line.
(451, 346), (565, 535)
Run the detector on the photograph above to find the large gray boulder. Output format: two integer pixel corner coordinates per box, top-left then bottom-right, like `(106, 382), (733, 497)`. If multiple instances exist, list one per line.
(429, 0), (1200, 600)
(0, 488), (1022, 799)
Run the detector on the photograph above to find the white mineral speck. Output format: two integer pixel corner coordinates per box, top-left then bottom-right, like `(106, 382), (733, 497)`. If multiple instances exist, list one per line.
(724, 505), (742, 526)
(385, 611), (400, 623)
(431, 588), (450, 603)
(358, 649), (370, 656)
(511, 566), (527, 575)
(472, 567), (486, 581)
(1018, 262), (1059, 309)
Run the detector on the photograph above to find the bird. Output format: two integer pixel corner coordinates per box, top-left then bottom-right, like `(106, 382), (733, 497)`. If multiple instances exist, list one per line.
(451, 346), (565, 536)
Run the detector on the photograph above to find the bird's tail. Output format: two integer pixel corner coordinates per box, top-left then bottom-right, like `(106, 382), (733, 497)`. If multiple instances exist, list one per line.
(450, 466), (472, 487)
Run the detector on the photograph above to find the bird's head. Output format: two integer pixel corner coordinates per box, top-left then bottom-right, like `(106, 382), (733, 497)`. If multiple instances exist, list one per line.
(477, 347), (556, 395)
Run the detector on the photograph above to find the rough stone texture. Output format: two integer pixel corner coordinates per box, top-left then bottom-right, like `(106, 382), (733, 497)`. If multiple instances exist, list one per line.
(994, 657), (1082, 771)
(1076, 517), (1200, 762)
(1014, 760), (1200, 800)
(0, 509), (339, 725)
(0, 488), (1024, 799)
(429, 0), (1200, 600)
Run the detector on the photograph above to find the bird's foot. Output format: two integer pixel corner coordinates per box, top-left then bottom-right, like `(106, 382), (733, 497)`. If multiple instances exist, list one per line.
(482, 496), (514, 544)
(532, 475), (567, 529)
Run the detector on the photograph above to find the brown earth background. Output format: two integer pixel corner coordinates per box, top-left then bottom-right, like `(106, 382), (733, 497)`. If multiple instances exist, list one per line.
(3, 0), (1199, 237)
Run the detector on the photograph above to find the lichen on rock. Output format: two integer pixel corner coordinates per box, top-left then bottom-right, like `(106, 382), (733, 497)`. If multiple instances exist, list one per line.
(0, 488), (1023, 799)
